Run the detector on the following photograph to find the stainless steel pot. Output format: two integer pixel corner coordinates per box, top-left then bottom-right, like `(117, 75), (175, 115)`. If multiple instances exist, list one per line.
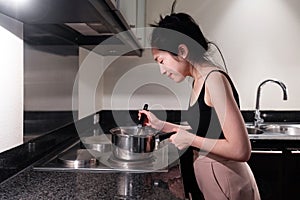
(110, 126), (175, 161)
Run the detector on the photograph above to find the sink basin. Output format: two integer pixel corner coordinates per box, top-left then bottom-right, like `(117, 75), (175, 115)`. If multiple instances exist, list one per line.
(246, 126), (264, 134)
(246, 124), (300, 136)
(259, 124), (300, 135)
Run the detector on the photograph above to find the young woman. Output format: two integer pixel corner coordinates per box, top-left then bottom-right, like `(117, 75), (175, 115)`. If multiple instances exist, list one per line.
(139, 13), (260, 200)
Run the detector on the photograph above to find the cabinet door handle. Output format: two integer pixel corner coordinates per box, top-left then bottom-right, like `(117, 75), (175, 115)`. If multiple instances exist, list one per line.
(251, 150), (282, 154)
(291, 150), (300, 154)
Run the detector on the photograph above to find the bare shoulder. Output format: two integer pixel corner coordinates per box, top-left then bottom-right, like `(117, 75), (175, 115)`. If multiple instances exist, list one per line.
(205, 70), (233, 93)
(204, 70), (236, 107)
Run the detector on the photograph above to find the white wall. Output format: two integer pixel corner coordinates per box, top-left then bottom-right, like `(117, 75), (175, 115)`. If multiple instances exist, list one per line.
(101, 50), (191, 110)
(78, 47), (105, 119)
(78, 46), (191, 112)
(146, 0), (300, 110)
(0, 14), (23, 152)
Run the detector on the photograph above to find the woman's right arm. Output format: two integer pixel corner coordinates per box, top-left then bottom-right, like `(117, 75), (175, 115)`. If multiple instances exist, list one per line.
(138, 110), (180, 132)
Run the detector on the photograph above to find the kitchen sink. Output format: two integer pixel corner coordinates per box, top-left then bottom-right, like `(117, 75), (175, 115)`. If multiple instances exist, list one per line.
(259, 124), (300, 135)
(246, 126), (264, 134)
(246, 124), (300, 136)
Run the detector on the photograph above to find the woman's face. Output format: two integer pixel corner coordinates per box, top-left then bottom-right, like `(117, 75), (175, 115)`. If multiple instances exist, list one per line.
(152, 48), (190, 83)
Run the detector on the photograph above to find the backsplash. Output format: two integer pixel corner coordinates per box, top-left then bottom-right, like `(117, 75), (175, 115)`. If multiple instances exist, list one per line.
(242, 110), (300, 123)
(24, 111), (77, 142)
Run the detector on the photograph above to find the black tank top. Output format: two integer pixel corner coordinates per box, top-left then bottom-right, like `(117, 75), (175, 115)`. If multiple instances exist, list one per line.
(184, 70), (240, 139)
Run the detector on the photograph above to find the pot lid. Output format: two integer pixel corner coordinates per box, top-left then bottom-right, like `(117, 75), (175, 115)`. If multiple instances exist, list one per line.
(58, 149), (101, 167)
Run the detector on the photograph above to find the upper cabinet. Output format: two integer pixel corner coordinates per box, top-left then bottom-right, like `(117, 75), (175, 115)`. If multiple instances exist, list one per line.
(115, 0), (138, 29)
(111, 0), (146, 47)
(0, 0), (143, 56)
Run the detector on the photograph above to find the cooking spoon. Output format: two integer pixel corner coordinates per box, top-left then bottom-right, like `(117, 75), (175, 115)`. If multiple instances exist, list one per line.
(137, 104), (148, 135)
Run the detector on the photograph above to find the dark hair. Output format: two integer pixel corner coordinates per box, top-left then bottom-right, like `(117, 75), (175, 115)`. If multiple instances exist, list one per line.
(150, 13), (208, 63)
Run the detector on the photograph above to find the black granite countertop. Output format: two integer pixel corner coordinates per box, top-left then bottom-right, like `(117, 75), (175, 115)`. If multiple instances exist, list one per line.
(0, 113), (186, 200)
(1, 110), (300, 199)
(0, 165), (185, 200)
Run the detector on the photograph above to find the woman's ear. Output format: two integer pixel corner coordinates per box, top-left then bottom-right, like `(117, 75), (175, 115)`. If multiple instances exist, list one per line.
(178, 44), (189, 59)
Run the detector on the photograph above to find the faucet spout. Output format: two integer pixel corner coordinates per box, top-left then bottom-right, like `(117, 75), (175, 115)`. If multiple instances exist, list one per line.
(254, 79), (288, 127)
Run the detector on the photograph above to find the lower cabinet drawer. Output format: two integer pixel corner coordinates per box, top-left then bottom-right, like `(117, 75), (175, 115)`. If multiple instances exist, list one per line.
(248, 150), (284, 200)
(249, 149), (300, 200)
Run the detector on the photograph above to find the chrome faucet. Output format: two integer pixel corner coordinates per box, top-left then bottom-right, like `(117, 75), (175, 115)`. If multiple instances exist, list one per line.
(254, 79), (288, 127)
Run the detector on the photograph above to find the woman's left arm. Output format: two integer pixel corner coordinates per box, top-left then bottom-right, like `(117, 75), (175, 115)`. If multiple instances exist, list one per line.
(191, 72), (251, 162)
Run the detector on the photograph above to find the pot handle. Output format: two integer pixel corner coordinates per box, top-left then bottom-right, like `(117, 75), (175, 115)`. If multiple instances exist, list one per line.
(157, 131), (176, 141)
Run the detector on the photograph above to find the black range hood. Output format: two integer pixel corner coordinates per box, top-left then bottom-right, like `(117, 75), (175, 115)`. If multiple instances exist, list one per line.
(0, 0), (143, 56)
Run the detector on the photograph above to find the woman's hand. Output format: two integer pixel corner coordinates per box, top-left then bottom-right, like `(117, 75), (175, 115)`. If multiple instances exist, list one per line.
(138, 110), (164, 131)
(169, 128), (196, 150)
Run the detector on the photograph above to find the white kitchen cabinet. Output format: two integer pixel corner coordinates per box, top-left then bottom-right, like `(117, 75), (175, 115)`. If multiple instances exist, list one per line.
(112, 0), (146, 46)
(116, 0), (137, 29)
(0, 13), (23, 152)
